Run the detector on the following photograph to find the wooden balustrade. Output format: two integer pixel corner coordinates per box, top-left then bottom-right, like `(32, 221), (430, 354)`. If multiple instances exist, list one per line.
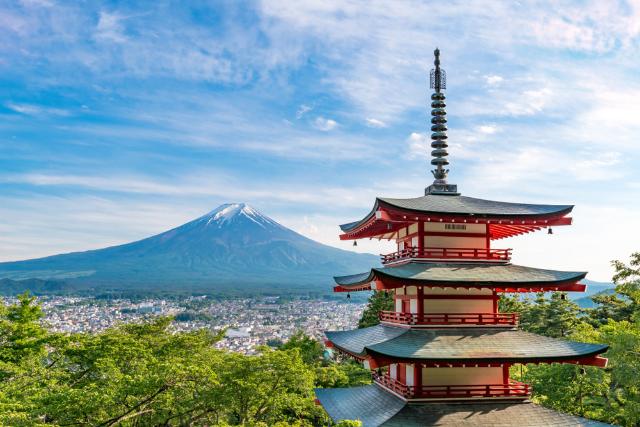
(372, 371), (530, 399)
(378, 311), (518, 326)
(381, 247), (511, 264)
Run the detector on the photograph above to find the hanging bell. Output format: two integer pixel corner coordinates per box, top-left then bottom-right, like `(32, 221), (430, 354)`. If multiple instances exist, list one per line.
(347, 292), (351, 299)
(353, 240), (358, 247)
(548, 228), (553, 235)
(560, 294), (566, 300)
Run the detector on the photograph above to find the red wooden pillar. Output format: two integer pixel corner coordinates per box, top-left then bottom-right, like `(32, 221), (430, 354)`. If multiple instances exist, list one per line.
(485, 223), (490, 250)
(492, 290), (499, 314)
(503, 363), (511, 396)
(414, 362), (422, 398)
(418, 220), (424, 256)
(502, 363), (510, 384)
(417, 286), (424, 323)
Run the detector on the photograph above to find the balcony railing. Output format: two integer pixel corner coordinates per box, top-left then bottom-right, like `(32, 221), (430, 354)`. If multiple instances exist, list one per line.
(381, 247), (512, 264)
(378, 311), (518, 326)
(373, 372), (530, 400)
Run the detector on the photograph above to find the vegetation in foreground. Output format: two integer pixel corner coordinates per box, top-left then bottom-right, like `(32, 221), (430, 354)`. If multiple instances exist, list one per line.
(0, 252), (638, 426)
(0, 297), (368, 426)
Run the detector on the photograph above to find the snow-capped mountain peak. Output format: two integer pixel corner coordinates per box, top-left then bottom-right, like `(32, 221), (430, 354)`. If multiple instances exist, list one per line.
(202, 203), (279, 228)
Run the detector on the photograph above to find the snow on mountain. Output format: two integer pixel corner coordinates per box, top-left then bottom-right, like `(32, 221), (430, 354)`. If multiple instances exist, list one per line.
(0, 203), (378, 293)
(202, 203), (282, 229)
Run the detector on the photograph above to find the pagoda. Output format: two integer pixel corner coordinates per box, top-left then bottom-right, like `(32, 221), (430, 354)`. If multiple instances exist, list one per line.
(315, 49), (611, 427)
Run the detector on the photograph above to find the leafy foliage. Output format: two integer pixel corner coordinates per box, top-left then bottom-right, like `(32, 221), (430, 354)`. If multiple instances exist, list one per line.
(0, 296), (365, 426)
(279, 330), (324, 365)
(358, 291), (393, 328)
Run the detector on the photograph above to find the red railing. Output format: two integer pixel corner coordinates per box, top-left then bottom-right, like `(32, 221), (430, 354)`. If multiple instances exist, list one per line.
(373, 372), (530, 399)
(378, 311), (518, 326)
(381, 247), (512, 264)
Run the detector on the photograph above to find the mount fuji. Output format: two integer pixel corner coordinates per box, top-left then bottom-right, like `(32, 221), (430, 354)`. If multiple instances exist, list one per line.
(0, 203), (379, 294)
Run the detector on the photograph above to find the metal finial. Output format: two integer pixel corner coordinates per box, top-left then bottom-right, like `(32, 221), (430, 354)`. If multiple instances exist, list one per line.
(430, 48), (446, 92)
(425, 48), (458, 196)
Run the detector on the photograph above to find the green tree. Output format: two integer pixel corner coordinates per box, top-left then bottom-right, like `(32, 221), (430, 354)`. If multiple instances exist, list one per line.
(0, 292), (49, 371)
(511, 292), (581, 338)
(315, 360), (371, 388)
(358, 291), (393, 328)
(211, 347), (321, 426)
(589, 252), (640, 325)
(34, 317), (226, 426)
(0, 293), (52, 426)
(279, 331), (324, 365)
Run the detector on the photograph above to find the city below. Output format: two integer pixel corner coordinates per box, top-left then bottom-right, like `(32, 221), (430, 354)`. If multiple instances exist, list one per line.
(5, 295), (365, 354)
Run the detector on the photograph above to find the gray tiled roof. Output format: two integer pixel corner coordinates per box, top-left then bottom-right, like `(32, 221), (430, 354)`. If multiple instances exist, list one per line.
(315, 384), (406, 426)
(340, 195), (573, 232)
(334, 262), (587, 287)
(315, 384), (613, 426)
(326, 325), (608, 362)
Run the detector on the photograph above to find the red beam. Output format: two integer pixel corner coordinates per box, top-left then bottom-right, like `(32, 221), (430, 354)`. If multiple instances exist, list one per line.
(333, 283), (373, 293)
(394, 294), (498, 300)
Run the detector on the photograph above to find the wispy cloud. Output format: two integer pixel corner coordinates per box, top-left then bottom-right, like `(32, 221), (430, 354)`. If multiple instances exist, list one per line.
(484, 75), (503, 86)
(296, 104), (312, 119)
(94, 11), (127, 43)
(6, 103), (70, 116)
(312, 116), (338, 131)
(365, 118), (387, 128)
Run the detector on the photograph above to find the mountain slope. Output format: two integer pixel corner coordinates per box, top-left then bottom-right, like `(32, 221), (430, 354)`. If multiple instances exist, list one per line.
(0, 203), (379, 292)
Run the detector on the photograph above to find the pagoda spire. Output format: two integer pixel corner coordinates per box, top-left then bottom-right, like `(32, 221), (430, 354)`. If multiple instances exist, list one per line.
(425, 48), (459, 196)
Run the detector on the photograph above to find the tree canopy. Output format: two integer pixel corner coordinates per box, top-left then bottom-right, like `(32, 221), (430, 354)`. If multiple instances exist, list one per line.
(0, 294), (366, 426)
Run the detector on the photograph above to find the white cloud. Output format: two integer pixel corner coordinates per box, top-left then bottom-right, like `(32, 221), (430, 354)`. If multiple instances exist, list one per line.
(0, 171), (379, 209)
(296, 104), (312, 119)
(484, 74), (503, 86)
(569, 151), (622, 181)
(406, 132), (429, 159)
(95, 11), (127, 43)
(477, 125), (497, 134)
(313, 116), (338, 131)
(6, 102), (70, 116)
(503, 88), (552, 116)
(365, 118), (387, 128)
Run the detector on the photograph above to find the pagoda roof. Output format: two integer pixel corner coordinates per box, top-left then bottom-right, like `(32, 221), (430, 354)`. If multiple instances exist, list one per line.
(315, 384), (612, 426)
(339, 195), (573, 240)
(325, 325), (608, 363)
(334, 262), (587, 291)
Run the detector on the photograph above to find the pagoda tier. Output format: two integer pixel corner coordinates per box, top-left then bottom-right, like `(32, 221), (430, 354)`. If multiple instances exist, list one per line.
(325, 325), (608, 368)
(333, 262), (587, 293)
(315, 384), (612, 427)
(339, 195), (573, 241)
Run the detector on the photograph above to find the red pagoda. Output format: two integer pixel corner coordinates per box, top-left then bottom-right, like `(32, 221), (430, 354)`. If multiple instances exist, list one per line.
(315, 49), (611, 426)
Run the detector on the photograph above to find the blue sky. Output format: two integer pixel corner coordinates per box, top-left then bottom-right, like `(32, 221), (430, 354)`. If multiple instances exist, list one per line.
(1, 1), (639, 281)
